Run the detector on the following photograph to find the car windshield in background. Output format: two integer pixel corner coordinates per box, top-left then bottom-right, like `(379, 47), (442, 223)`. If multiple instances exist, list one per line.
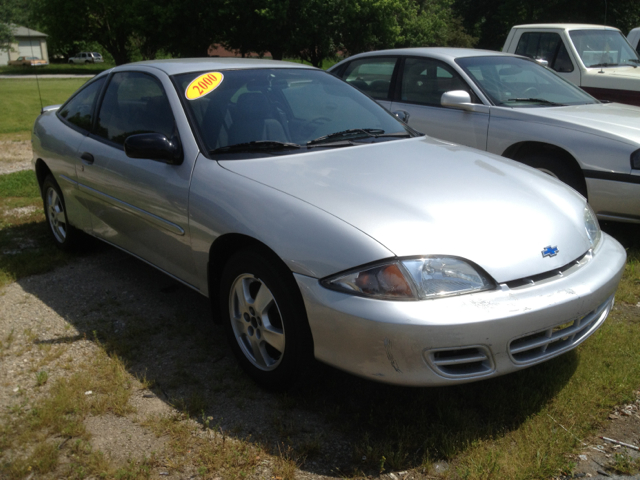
(569, 30), (640, 68)
(456, 56), (598, 107)
(173, 68), (411, 159)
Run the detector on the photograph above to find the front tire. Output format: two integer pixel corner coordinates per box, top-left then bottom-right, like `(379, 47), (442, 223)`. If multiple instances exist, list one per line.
(220, 249), (313, 391)
(42, 175), (79, 251)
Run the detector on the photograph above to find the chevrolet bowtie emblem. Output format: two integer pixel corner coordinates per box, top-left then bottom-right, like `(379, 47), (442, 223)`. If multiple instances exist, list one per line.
(542, 246), (559, 258)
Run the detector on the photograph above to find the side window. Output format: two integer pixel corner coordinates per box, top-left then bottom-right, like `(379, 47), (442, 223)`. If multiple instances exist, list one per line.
(342, 57), (397, 100)
(57, 77), (106, 132)
(95, 72), (176, 147)
(400, 57), (477, 106)
(515, 32), (574, 73)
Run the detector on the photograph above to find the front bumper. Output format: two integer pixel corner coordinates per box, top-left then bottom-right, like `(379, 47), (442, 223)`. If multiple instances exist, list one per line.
(295, 233), (626, 386)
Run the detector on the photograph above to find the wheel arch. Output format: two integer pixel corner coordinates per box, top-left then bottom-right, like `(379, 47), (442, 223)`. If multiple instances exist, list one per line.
(207, 233), (297, 323)
(34, 159), (52, 192)
(501, 141), (587, 198)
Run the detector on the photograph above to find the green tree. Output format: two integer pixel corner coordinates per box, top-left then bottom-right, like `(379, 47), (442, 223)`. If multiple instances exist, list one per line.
(1, 0), (34, 53)
(454, 0), (640, 50)
(34, 0), (134, 64)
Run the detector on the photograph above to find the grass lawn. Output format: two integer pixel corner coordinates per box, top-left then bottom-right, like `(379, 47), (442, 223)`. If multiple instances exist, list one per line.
(0, 170), (70, 286)
(1, 165), (640, 479)
(0, 78), (88, 136)
(1, 71), (640, 479)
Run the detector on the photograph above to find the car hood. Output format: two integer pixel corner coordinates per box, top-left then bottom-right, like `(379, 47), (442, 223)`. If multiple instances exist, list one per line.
(219, 136), (591, 283)
(583, 67), (640, 90)
(495, 102), (640, 145)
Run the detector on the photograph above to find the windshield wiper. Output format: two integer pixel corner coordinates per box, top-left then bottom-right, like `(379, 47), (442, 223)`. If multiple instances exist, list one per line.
(588, 62), (620, 68)
(210, 140), (301, 155)
(505, 98), (567, 106)
(307, 128), (385, 146)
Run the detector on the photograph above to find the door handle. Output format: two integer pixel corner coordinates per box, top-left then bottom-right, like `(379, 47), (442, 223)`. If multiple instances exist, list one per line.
(80, 152), (95, 164)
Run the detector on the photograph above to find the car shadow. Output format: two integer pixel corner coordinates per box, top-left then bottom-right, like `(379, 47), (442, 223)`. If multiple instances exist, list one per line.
(601, 220), (640, 250)
(16, 240), (581, 476)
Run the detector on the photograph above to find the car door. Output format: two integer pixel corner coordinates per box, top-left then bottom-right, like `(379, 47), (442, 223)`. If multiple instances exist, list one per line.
(75, 70), (198, 286)
(390, 56), (489, 150)
(336, 56), (399, 111)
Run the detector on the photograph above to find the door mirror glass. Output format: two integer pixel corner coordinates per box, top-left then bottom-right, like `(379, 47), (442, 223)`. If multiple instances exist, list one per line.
(124, 133), (182, 165)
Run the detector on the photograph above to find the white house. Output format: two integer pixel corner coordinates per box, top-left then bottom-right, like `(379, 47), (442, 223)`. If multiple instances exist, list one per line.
(0, 25), (49, 65)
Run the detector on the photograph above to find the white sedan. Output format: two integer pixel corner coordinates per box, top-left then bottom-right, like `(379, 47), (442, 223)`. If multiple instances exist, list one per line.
(329, 48), (640, 224)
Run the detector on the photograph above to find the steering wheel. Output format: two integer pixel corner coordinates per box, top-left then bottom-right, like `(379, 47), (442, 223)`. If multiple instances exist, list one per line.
(522, 87), (539, 97)
(310, 117), (331, 125)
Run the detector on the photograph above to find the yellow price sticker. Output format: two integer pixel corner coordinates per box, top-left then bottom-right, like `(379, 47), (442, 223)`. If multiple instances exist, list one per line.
(185, 72), (224, 100)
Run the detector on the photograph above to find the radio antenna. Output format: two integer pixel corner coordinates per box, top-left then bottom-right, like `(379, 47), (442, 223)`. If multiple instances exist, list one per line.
(26, 26), (44, 112)
(604, 0), (607, 25)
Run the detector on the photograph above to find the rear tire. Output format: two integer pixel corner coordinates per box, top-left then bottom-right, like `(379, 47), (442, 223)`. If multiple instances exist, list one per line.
(42, 175), (80, 251)
(219, 249), (314, 391)
(517, 153), (587, 198)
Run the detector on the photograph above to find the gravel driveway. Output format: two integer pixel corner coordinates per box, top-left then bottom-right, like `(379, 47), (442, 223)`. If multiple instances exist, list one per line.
(2, 145), (640, 479)
(0, 140), (32, 175)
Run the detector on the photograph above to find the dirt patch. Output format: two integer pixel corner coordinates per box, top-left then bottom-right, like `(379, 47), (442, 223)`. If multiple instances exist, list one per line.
(1, 240), (640, 479)
(0, 247), (353, 479)
(0, 140), (32, 174)
(85, 413), (168, 464)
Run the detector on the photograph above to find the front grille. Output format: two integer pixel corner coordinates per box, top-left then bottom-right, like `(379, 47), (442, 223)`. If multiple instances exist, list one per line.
(506, 251), (591, 289)
(424, 346), (495, 378)
(509, 295), (614, 365)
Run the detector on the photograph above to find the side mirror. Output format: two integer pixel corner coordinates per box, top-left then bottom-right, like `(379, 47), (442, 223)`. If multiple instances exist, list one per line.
(124, 133), (183, 165)
(441, 90), (474, 111)
(535, 58), (549, 67)
(392, 110), (410, 123)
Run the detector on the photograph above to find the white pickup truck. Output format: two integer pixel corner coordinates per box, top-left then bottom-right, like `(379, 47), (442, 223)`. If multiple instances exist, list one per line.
(629, 27), (640, 52)
(503, 24), (640, 106)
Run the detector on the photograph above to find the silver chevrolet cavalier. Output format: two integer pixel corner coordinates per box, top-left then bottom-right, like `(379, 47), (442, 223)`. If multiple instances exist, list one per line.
(329, 48), (640, 224)
(32, 58), (626, 390)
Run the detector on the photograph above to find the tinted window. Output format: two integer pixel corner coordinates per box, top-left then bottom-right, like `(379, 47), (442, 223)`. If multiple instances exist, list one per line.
(175, 68), (409, 157)
(515, 32), (574, 73)
(57, 76), (106, 132)
(341, 57), (397, 100)
(457, 56), (596, 106)
(96, 72), (176, 146)
(400, 57), (477, 105)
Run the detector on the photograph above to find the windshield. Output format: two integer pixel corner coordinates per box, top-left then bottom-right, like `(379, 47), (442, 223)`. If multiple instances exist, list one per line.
(174, 68), (411, 158)
(569, 30), (639, 68)
(456, 56), (598, 107)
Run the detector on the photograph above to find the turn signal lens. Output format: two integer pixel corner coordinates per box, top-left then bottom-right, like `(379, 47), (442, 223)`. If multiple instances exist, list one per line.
(327, 263), (415, 299)
(323, 257), (495, 301)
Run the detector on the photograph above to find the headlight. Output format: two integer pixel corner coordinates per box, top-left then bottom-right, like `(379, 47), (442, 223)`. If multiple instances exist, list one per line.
(322, 256), (495, 301)
(584, 204), (601, 250)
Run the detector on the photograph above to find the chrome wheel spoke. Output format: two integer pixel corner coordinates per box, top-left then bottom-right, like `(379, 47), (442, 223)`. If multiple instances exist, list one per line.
(249, 336), (269, 367)
(262, 326), (285, 354)
(53, 204), (67, 224)
(253, 283), (274, 315)
(232, 315), (248, 336)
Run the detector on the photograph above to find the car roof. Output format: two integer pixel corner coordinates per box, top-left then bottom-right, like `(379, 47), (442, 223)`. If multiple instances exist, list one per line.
(113, 58), (316, 76)
(512, 23), (621, 31)
(333, 47), (515, 63)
